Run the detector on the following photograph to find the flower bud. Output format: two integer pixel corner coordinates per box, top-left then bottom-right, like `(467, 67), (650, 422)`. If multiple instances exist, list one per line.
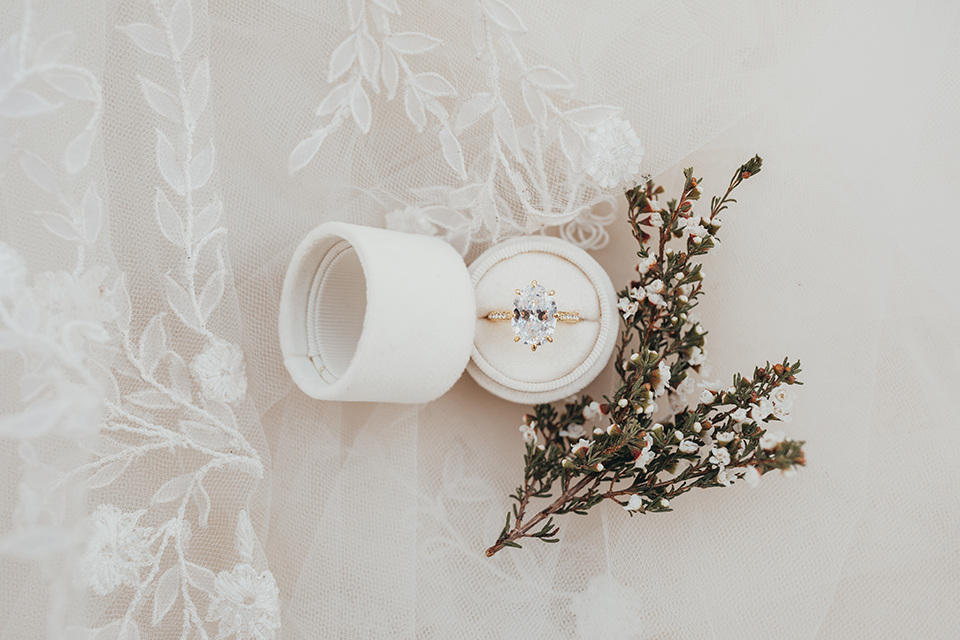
(692, 421), (702, 433)
(659, 498), (670, 508)
(593, 427), (604, 436)
(618, 398), (629, 408)
(593, 462), (604, 473)
(562, 458), (575, 469)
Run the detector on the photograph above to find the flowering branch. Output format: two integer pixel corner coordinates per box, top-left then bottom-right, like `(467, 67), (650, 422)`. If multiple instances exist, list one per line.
(486, 156), (806, 557)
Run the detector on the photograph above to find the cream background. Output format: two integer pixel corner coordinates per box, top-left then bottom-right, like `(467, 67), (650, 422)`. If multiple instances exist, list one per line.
(1, 0), (958, 638)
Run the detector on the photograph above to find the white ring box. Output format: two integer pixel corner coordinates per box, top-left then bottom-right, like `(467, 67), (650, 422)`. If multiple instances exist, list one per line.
(278, 222), (476, 403)
(279, 224), (617, 404)
(466, 236), (618, 404)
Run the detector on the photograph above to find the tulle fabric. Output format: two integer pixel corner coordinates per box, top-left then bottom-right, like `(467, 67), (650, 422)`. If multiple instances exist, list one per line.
(1, 0), (958, 638)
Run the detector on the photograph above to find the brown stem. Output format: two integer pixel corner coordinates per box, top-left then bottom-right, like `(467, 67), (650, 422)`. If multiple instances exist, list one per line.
(485, 474), (598, 557)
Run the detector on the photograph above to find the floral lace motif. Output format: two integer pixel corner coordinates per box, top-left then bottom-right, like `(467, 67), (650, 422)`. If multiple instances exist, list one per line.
(0, 1), (273, 639)
(290, 0), (643, 256)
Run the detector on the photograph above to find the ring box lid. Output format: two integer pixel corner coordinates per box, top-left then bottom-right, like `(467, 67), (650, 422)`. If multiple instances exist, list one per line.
(279, 222), (476, 403)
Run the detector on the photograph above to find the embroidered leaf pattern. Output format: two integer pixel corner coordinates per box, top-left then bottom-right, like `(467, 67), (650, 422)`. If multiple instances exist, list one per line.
(117, 24), (170, 58)
(152, 565), (180, 625)
(139, 75), (181, 123)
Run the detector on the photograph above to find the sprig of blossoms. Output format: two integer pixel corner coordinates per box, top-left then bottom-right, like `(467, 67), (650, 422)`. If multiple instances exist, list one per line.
(487, 156), (807, 556)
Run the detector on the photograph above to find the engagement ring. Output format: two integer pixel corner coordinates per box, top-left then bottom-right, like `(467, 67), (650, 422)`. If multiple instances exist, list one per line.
(486, 280), (581, 351)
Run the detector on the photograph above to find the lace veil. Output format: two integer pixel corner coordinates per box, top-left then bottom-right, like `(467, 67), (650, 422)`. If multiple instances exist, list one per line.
(1, 0), (958, 638)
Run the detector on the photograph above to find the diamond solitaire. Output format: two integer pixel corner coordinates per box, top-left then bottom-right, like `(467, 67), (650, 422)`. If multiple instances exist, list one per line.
(486, 281), (581, 351)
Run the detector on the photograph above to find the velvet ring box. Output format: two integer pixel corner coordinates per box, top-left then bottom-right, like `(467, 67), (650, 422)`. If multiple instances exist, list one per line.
(279, 223), (616, 404)
(466, 236), (618, 404)
(278, 222), (476, 403)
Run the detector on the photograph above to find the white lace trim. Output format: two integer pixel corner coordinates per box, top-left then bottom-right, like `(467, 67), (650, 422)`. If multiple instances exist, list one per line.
(290, 0), (643, 256)
(0, 2), (272, 638)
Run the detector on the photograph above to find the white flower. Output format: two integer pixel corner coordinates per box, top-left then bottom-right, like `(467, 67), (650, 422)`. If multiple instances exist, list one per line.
(750, 398), (774, 422)
(743, 466), (761, 488)
(629, 286), (645, 301)
(731, 408), (749, 423)
(623, 494), (644, 511)
(192, 341), (247, 403)
(636, 254), (657, 276)
(760, 430), (785, 451)
(698, 379), (724, 393)
(34, 266), (117, 333)
(571, 438), (592, 455)
(208, 564), (281, 640)
(678, 439), (699, 454)
(654, 360), (671, 397)
(687, 346), (706, 366)
(559, 422), (585, 439)
(716, 431), (735, 444)
(679, 216), (709, 239)
(772, 405), (792, 423)
(617, 296), (639, 319)
(582, 401), (602, 420)
(676, 376), (695, 397)
(519, 423), (538, 444)
(634, 434), (655, 470)
(772, 386), (794, 408)
(384, 206), (439, 236)
(80, 505), (153, 596)
(709, 446), (731, 467)
(699, 389), (715, 404)
(644, 279), (666, 307)
(0, 242), (26, 297)
(716, 468), (732, 487)
(581, 117), (644, 189)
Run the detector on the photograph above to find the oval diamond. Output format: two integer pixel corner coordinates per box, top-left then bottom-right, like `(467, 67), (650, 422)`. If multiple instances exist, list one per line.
(512, 282), (557, 348)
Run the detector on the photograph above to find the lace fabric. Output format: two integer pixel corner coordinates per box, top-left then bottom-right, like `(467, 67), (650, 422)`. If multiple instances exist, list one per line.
(1, 0), (959, 638)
